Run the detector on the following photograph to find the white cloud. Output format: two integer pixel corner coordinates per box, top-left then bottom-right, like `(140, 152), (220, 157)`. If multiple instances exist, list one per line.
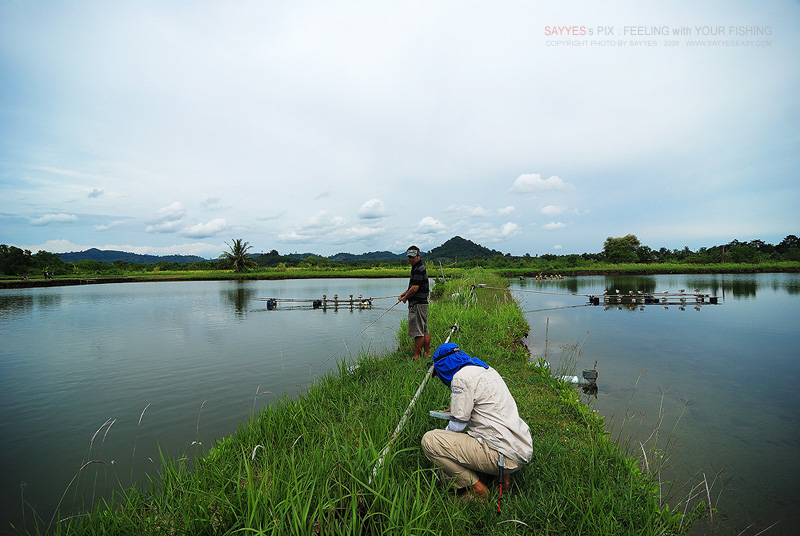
(278, 211), (347, 243)
(155, 202), (186, 221)
(256, 211), (285, 221)
(305, 211), (346, 229)
(344, 226), (385, 240)
(446, 204), (490, 218)
(543, 221), (567, 230)
(510, 174), (572, 195)
(94, 220), (125, 231)
(498, 206), (515, 216)
(358, 199), (387, 219)
(88, 188), (105, 198)
(541, 205), (566, 216)
(553, 244), (563, 250)
(145, 202), (186, 233)
(31, 213), (78, 226)
(500, 222), (521, 238)
(201, 196), (223, 209)
(28, 239), (86, 252)
(183, 218), (228, 238)
(466, 222), (522, 243)
(417, 217), (447, 235)
(145, 220), (183, 234)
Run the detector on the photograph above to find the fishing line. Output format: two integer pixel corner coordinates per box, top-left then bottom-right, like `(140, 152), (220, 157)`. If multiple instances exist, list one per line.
(318, 299), (402, 368)
(522, 304), (594, 314)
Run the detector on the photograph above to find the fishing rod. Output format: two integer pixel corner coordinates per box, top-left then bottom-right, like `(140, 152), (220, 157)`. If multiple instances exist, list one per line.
(370, 323), (460, 482)
(318, 299), (403, 368)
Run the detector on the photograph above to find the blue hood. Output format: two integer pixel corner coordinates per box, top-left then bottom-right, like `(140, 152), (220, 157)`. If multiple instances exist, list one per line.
(432, 343), (488, 387)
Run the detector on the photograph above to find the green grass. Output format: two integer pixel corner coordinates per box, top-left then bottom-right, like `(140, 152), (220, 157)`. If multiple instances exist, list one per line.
(18, 269), (708, 535)
(4, 260), (798, 286)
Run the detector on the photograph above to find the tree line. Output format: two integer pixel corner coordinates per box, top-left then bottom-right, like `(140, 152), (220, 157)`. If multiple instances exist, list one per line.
(1, 234), (798, 277)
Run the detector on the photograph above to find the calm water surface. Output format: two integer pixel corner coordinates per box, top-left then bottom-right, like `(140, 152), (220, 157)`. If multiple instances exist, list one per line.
(0, 279), (407, 533)
(511, 273), (799, 536)
(1, 274), (797, 535)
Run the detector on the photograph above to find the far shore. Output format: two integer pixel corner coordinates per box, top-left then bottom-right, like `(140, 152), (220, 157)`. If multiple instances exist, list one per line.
(3, 262), (799, 290)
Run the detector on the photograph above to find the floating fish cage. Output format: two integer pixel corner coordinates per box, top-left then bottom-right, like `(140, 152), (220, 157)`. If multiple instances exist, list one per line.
(254, 294), (375, 311)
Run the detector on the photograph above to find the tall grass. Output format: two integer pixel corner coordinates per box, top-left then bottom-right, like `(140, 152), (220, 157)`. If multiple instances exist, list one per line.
(21, 268), (707, 535)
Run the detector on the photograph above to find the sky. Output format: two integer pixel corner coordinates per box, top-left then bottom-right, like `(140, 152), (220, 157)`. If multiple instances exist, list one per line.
(1, 1), (798, 259)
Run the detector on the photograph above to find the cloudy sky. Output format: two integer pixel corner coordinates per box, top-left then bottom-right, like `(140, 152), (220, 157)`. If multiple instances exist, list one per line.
(1, 1), (798, 258)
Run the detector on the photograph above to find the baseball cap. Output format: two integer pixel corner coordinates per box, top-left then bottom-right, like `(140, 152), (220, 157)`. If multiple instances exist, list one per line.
(406, 246), (420, 257)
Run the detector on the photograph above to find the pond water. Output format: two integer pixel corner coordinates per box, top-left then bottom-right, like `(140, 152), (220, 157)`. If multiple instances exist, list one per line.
(0, 279), (407, 533)
(1, 274), (797, 535)
(510, 273), (799, 536)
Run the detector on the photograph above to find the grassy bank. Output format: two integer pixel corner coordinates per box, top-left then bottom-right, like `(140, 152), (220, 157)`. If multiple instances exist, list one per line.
(3, 261), (799, 289)
(0, 266), (465, 289)
(22, 269), (703, 535)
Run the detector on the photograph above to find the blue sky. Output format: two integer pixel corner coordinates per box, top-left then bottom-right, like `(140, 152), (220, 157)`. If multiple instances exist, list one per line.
(1, 1), (798, 258)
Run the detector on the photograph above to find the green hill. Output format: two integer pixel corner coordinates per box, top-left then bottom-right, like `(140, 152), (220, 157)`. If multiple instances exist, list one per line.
(59, 248), (207, 264)
(427, 236), (504, 260)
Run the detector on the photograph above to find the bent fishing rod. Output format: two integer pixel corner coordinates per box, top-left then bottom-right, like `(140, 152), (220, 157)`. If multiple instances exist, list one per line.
(318, 299), (403, 369)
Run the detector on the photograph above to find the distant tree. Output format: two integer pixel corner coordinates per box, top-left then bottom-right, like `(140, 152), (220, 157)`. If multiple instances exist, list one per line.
(728, 244), (761, 264)
(73, 259), (110, 273)
(778, 235), (799, 250)
(301, 255), (331, 269)
(635, 245), (656, 263)
(33, 250), (67, 275)
(221, 239), (257, 272)
(602, 234), (640, 263)
(777, 235), (800, 260)
(0, 244), (34, 275)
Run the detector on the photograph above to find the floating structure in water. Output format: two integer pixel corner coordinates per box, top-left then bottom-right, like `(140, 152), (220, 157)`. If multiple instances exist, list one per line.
(254, 293), (376, 311)
(586, 289), (719, 307)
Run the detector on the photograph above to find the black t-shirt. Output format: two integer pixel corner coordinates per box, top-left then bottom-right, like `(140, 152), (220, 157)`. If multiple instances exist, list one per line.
(408, 261), (429, 305)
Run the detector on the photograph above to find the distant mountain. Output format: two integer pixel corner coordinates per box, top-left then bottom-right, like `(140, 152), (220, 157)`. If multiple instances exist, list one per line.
(427, 236), (504, 260)
(59, 248), (208, 264)
(56, 237), (503, 266)
(329, 250), (405, 262)
(283, 252), (322, 260)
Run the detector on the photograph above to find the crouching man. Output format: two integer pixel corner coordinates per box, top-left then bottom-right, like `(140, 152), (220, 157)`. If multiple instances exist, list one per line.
(421, 343), (533, 501)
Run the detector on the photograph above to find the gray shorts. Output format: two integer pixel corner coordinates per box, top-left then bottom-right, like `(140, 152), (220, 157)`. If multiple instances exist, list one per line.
(407, 303), (429, 338)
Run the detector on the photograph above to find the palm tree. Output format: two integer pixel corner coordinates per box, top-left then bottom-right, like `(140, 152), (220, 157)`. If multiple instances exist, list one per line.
(222, 239), (256, 272)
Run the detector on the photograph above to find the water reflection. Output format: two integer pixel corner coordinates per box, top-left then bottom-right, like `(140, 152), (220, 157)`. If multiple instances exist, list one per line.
(518, 273), (800, 300)
(513, 273), (800, 536)
(220, 281), (259, 318)
(0, 293), (34, 320)
(0, 279), (409, 532)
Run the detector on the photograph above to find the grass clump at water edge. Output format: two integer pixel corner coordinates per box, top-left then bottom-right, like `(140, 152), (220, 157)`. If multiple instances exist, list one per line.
(23, 269), (706, 535)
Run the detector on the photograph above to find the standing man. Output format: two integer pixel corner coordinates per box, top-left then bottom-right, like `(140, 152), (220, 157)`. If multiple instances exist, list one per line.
(399, 245), (430, 360)
(422, 343), (533, 501)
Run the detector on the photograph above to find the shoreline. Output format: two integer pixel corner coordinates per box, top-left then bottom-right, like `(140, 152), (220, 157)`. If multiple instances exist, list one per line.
(3, 263), (798, 290)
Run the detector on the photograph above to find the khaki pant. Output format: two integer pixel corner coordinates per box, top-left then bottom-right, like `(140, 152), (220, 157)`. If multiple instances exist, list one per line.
(421, 429), (520, 489)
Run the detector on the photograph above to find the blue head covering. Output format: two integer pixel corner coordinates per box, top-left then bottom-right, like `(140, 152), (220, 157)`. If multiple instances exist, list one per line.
(432, 343), (489, 387)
